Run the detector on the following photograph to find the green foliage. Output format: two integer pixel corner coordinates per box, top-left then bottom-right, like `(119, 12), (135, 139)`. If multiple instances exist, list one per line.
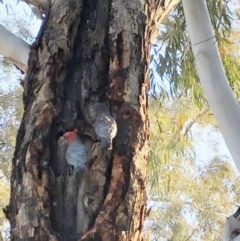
(220, 30), (240, 97)
(0, 87), (23, 178)
(0, 84), (22, 241)
(151, 0), (240, 107)
(148, 1), (240, 239)
(148, 97), (213, 193)
(0, 180), (9, 223)
(146, 97), (240, 240)
(0, 63), (23, 238)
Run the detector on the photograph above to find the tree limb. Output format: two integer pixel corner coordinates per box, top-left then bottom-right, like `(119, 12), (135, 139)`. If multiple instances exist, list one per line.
(184, 107), (210, 136)
(0, 24), (30, 73)
(183, 0), (240, 172)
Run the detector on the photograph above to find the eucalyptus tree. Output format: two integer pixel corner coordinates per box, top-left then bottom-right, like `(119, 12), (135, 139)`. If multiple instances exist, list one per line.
(0, 0), (179, 240)
(147, 97), (240, 240)
(182, 0), (240, 173)
(182, 0), (240, 239)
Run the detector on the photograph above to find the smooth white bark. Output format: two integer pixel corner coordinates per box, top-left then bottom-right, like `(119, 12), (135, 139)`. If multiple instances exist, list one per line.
(182, 0), (240, 172)
(0, 24), (30, 72)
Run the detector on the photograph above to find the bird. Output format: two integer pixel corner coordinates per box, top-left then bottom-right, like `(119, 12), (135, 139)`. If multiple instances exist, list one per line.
(224, 207), (240, 241)
(90, 103), (117, 150)
(63, 128), (88, 173)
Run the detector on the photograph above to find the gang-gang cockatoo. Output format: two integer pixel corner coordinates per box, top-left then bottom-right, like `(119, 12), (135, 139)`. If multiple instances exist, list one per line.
(63, 128), (87, 173)
(90, 103), (117, 150)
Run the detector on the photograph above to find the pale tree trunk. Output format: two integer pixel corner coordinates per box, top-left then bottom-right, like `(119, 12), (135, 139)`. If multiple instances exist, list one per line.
(182, 0), (240, 172)
(3, 0), (179, 240)
(183, 1), (240, 239)
(7, 0), (149, 240)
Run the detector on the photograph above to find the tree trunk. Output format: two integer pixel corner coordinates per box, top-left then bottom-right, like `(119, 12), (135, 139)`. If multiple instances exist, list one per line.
(182, 0), (240, 172)
(7, 0), (150, 240)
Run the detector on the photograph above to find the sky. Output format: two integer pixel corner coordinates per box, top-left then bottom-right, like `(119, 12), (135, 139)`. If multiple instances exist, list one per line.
(191, 124), (235, 168)
(0, 0), (42, 39)
(149, 44), (236, 175)
(0, 0), (42, 91)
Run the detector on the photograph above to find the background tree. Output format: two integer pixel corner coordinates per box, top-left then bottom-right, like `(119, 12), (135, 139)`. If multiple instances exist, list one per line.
(146, 96), (240, 240)
(182, 0), (240, 173)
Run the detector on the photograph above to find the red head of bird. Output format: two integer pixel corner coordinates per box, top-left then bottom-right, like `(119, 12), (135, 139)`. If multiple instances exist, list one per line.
(63, 128), (78, 144)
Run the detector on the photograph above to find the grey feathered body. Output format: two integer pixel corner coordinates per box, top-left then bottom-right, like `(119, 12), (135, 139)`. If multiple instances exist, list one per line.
(66, 137), (87, 172)
(90, 103), (118, 150)
(94, 115), (117, 149)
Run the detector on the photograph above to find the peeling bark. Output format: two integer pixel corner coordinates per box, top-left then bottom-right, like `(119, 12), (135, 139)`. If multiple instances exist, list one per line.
(7, 0), (172, 240)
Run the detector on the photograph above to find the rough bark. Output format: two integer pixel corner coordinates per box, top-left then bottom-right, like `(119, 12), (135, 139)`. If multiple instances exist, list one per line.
(8, 0), (150, 241)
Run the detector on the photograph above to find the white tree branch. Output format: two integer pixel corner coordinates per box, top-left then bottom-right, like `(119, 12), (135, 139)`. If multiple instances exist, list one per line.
(0, 24), (30, 72)
(182, 0), (240, 172)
